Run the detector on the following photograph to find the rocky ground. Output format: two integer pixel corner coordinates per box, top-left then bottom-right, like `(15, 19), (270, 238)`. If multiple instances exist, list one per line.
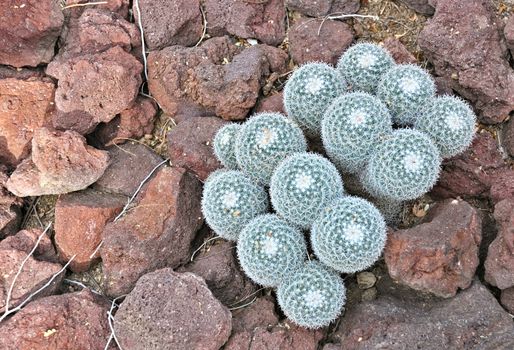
(0, 0), (513, 349)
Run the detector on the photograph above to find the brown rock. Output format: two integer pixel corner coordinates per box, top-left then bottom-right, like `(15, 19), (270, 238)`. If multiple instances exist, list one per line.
(505, 15), (514, 55)
(101, 167), (203, 297)
(502, 116), (514, 157)
(93, 142), (164, 197)
(383, 37), (417, 64)
(63, 0), (130, 18)
(0, 290), (111, 350)
(0, 229), (63, 313)
(204, 0), (286, 46)
(418, 0), (514, 124)
(0, 76), (55, 166)
(398, 0), (434, 15)
(92, 96), (157, 146)
(485, 198), (514, 289)
(0, 168), (23, 238)
(501, 287), (514, 314)
(133, 0), (202, 50)
(46, 46), (143, 134)
(286, 0), (360, 17)
(255, 92), (286, 114)
(289, 18), (354, 65)
(6, 128), (110, 197)
(0, 0), (64, 67)
(167, 117), (227, 181)
(385, 199), (482, 298)
(54, 189), (127, 272)
(179, 240), (257, 305)
(336, 280), (514, 349)
(114, 268), (232, 350)
(489, 168), (514, 204)
(431, 132), (506, 199)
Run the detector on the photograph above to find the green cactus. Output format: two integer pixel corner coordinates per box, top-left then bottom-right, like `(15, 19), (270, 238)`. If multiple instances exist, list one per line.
(213, 123), (242, 169)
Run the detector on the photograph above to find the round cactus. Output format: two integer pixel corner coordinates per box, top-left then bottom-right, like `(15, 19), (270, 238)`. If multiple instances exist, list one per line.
(377, 64), (435, 125)
(201, 170), (269, 241)
(213, 123), (242, 169)
(336, 42), (395, 93)
(237, 214), (307, 287)
(277, 261), (346, 329)
(284, 63), (347, 136)
(311, 197), (387, 273)
(362, 129), (441, 201)
(321, 92), (393, 173)
(235, 113), (307, 185)
(414, 96), (476, 158)
(270, 153), (345, 229)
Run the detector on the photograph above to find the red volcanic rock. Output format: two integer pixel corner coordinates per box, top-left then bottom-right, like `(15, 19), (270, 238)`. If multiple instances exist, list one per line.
(286, 0), (360, 17)
(383, 37), (417, 64)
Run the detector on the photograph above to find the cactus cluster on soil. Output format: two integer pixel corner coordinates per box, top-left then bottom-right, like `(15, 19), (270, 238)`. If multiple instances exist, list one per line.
(203, 42), (476, 329)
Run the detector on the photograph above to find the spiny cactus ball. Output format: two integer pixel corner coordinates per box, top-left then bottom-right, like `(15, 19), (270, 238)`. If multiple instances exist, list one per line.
(377, 64), (435, 125)
(336, 42), (395, 93)
(237, 214), (307, 287)
(311, 197), (386, 273)
(213, 123), (242, 169)
(201, 170), (269, 241)
(322, 92), (393, 173)
(284, 63), (347, 136)
(270, 153), (345, 229)
(362, 129), (441, 201)
(277, 261), (346, 329)
(414, 96), (476, 158)
(235, 113), (307, 185)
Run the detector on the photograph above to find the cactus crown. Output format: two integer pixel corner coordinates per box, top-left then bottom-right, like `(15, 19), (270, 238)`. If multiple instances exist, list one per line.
(213, 123), (242, 169)
(337, 42), (395, 93)
(235, 112), (307, 185)
(311, 197), (386, 274)
(377, 64), (435, 125)
(201, 170), (269, 241)
(277, 261), (346, 329)
(270, 152), (345, 229)
(284, 63), (347, 137)
(414, 95), (476, 158)
(362, 129), (441, 201)
(237, 214), (307, 287)
(322, 92), (393, 173)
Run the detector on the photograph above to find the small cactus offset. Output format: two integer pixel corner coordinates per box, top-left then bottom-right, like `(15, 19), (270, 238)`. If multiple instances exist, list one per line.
(201, 170), (269, 241)
(270, 153), (345, 230)
(414, 96), (476, 158)
(235, 113), (307, 185)
(283, 63), (347, 137)
(322, 92), (393, 173)
(237, 214), (307, 287)
(362, 129), (441, 201)
(311, 197), (387, 273)
(277, 261), (346, 329)
(213, 124), (242, 169)
(337, 42), (395, 93)
(377, 64), (435, 125)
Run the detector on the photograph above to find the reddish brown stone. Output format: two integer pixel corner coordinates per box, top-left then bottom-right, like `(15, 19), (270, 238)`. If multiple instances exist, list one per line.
(0, 77), (55, 166)
(289, 18), (354, 66)
(383, 38), (416, 64)
(93, 96), (157, 147)
(54, 189), (127, 272)
(204, 0), (286, 46)
(431, 132), (506, 199)
(502, 116), (514, 157)
(505, 15), (514, 55)
(398, 0), (434, 15)
(485, 198), (514, 289)
(167, 117), (227, 181)
(255, 92), (286, 114)
(0, 0), (64, 67)
(489, 168), (514, 204)
(418, 0), (514, 123)
(101, 167), (203, 297)
(179, 240), (257, 305)
(0, 229), (63, 313)
(93, 142), (164, 197)
(501, 287), (514, 314)
(46, 46), (143, 134)
(0, 290), (111, 350)
(63, 0), (130, 18)
(286, 0), (360, 17)
(385, 199), (482, 298)
(336, 280), (514, 349)
(133, 0), (202, 50)
(114, 268), (232, 350)
(0, 168), (22, 239)
(6, 128), (110, 197)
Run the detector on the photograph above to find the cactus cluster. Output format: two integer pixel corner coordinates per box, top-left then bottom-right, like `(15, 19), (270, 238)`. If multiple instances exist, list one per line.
(203, 42), (477, 330)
